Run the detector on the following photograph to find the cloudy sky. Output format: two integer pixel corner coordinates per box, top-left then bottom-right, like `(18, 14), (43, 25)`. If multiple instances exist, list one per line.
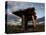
(7, 1), (45, 19)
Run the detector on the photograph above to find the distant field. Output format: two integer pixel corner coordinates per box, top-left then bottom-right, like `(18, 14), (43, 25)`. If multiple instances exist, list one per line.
(5, 23), (45, 34)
